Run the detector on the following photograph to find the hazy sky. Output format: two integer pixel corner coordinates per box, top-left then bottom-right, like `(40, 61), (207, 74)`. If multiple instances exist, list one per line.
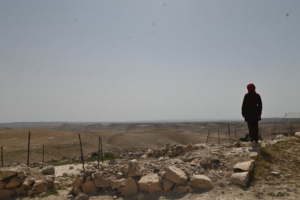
(1, 0), (299, 123)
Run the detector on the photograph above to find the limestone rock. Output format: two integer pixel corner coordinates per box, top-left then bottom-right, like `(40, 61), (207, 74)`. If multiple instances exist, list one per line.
(17, 171), (27, 179)
(111, 178), (125, 189)
(23, 179), (34, 189)
(5, 177), (23, 188)
(128, 159), (144, 177)
(162, 178), (175, 191)
(172, 184), (188, 193)
(53, 181), (60, 190)
(45, 175), (55, 183)
(82, 178), (98, 195)
(138, 173), (162, 193)
(274, 134), (287, 140)
(233, 160), (255, 172)
(0, 181), (6, 189)
(183, 152), (201, 162)
(72, 177), (84, 188)
(122, 177), (139, 196)
(163, 166), (188, 184)
(0, 189), (16, 199)
(15, 186), (27, 195)
(42, 166), (55, 175)
(188, 175), (213, 189)
(249, 152), (258, 159)
(0, 170), (16, 181)
(230, 172), (249, 187)
(94, 172), (112, 188)
(32, 180), (48, 194)
(73, 187), (82, 195)
(295, 132), (300, 139)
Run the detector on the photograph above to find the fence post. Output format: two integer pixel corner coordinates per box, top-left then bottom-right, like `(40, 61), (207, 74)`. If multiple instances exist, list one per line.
(43, 145), (45, 163)
(290, 123), (293, 136)
(206, 130), (210, 145)
(1, 146), (3, 167)
(27, 132), (30, 166)
(218, 129), (220, 145)
(235, 127), (237, 138)
(98, 136), (100, 169)
(79, 134), (85, 171)
(228, 123), (231, 143)
(100, 137), (103, 163)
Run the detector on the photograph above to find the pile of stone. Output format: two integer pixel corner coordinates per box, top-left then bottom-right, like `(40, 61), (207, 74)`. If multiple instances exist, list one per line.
(69, 159), (214, 200)
(0, 165), (60, 199)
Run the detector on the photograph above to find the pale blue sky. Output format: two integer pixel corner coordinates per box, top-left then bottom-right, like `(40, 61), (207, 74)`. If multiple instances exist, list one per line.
(0, 0), (299, 123)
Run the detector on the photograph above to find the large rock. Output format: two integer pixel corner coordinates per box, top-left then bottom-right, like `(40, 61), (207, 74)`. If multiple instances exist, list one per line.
(183, 152), (201, 162)
(0, 181), (6, 189)
(162, 178), (175, 191)
(5, 177), (23, 188)
(294, 132), (300, 139)
(42, 166), (55, 175)
(188, 175), (213, 189)
(15, 186), (27, 195)
(274, 134), (287, 140)
(111, 178), (125, 190)
(122, 177), (139, 196)
(17, 171), (27, 179)
(23, 179), (34, 190)
(45, 175), (55, 183)
(233, 160), (255, 172)
(249, 152), (258, 159)
(72, 177), (84, 188)
(128, 159), (144, 177)
(94, 172), (112, 188)
(32, 180), (48, 194)
(172, 184), (188, 193)
(230, 172), (249, 187)
(82, 177), (98, 195)
(0, 170), (16, 181)
(138, 173), (162, 193)
(163, 166), (188, 184)
(0, 189), (16, 199)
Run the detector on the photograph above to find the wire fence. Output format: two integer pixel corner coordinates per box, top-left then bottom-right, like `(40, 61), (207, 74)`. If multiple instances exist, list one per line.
(0, 122), (299, 168)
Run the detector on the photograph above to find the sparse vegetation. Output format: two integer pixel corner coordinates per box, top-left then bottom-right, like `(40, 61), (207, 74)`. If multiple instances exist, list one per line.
(38, 188), (58, 198)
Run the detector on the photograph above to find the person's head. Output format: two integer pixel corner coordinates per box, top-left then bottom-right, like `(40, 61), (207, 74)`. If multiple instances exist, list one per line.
(247, 83), (256, 93)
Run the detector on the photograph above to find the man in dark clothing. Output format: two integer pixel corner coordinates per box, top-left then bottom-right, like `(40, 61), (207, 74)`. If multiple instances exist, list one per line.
(242, 83), (262, 143)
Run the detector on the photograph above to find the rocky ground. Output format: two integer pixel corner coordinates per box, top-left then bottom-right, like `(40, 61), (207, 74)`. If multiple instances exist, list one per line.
(1, 133), (300, 200)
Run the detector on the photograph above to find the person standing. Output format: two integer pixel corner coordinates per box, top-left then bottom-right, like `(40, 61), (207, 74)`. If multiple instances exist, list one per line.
(242, 83), (262, 143)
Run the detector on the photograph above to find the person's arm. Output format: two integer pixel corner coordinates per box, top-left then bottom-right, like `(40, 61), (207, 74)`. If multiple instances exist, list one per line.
(242, 94), (247, 117)
(258, 94), (262, 117)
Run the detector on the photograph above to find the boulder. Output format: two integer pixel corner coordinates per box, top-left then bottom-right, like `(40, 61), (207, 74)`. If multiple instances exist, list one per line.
(162, 178), (175, 191)
(15, 186), (27, 195)
(42, 166), (55, 175)
(0, 189), (16, 199)
(53, 181), (60, 190)
(172, 184), (188, 193)
(230, 172), (249, 187)
(188, 175), (213, 189)
(94, 172), (112, 188)
(111, 178), (125, 190)
(138, 173), (162, 193)
(17, 171), (27, 179)
(249, 152), (258, 159)
(73, 187), (82, 195)
(72, 177), (84, 188)
(22, 179), (34, 189)
(122, 177), (139, 196)
(128, 159), (144, 177)
(274, 134), (287, 140)
(32, 180), (48, 194)
(295, 132), (300, 139)
(45, 175), (55, 183)
(5, 177), (23, 188)
(163, 166), (188, 184)
(0, 170), (16, 181)
(0, 181), (6, 189)
(233, 160), (255, 172)
(82, 177), (98, 195)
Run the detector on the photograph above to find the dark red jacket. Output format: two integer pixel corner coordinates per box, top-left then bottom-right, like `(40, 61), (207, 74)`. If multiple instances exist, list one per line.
(242, 92), (262, 122)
